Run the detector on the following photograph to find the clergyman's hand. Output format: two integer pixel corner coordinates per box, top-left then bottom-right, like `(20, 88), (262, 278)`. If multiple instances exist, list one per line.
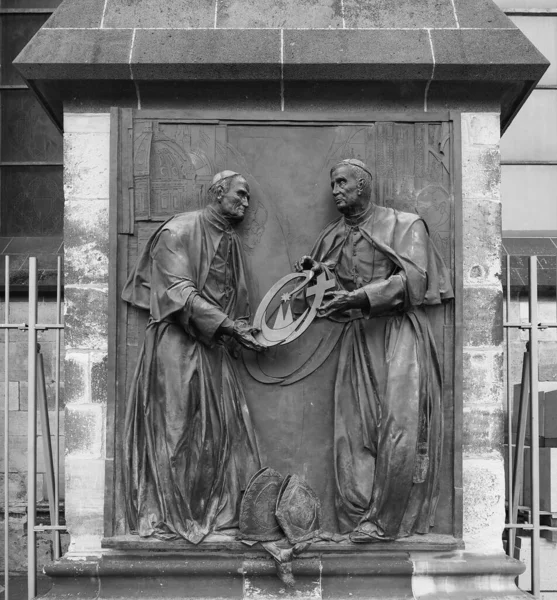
(317, 290), (354, 318)
(232, 321), (266, 353)
(293, 255), (323, 275)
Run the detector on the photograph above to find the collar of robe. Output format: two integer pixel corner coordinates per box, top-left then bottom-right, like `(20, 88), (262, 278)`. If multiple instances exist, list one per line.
(204, 203), (238, 234)
(343, 202), (375, 228)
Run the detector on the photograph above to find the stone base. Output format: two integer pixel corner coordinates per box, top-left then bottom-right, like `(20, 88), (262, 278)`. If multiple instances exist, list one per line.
(41, 546), (530, 600)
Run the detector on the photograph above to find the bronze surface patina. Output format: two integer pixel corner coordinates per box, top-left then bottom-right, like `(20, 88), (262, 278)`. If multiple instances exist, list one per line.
(111, 117), (460, 554)
(121, 171), (265, 544)
(293, 158), (454, 542)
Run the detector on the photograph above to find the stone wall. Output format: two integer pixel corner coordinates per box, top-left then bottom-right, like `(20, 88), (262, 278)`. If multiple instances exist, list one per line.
(63, 113), (110, 555)
(461, 112), (506, 553)
(60, 110), (509, 557)
(0, 299), (67, 573)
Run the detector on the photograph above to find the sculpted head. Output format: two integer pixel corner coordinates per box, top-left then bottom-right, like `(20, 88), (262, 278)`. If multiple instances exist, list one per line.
(208, 170), (250, 223)
(329, 159), (373, 217)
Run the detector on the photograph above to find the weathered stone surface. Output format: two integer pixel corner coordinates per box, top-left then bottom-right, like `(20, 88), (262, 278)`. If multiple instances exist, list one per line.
(540, 341), (557, 381)
(343, 0), (456, 27)
(91, 353), (107, 405)
(44, 0), (104, 28)
(0, 381), (20, 411)
(138, 81), (282, 111)
(424, 81), (503, 115)
(463, 198), (502, 286)
(461, 113), (501, 203)
(62, 82), (137, 115)
(0, 433), (62, 475)
(65, 457), (105, 551)
(285, 80), (426, 112)
(463, 404), (504, 457)
(462, 112), (501, 147)
(463, 286), (504, 347)
(0, 514), (68, 573)
(283, 30), (433, 80)
(64, 135), (110, 201)
(217, 0), (343, 28)
(463, 457), (505, 553)
(132, 30), (282, 81)
(452, 0), (516, 28)
(462, 147), (501, 201)
(64, 287), (108, 351)
(65, 404), (104, 458)
(0, 341), (27, 382)
(64, 352), (89, 405)
(64, 199), (109, 286)
(432, 29), (549, 81)
(104, 0), (215, 28)
(14, 29), (134, 80)
(64, 112), (111, 135)
(463, 349), (504, 406)
(0, 409), (64, 439)
(0, 473), (44, 507)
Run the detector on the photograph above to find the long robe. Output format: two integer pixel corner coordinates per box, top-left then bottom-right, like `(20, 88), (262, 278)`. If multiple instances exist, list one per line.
(121, 206), (260, 544)
(310, 203), (453, 537)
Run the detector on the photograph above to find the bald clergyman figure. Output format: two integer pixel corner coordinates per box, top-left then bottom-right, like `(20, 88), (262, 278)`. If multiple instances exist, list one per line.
(295, 159), (454, 542)
(122, 171), (264, 544)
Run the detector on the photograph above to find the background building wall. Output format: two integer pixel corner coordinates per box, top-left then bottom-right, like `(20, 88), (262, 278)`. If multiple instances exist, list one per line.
(495, 0), (557, 235)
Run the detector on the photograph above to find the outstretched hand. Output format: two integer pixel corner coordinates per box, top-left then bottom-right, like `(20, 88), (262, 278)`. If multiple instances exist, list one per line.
(317, 290), (354, 318)
(293, 255), (323, 274)
(232, 321), (266, 353)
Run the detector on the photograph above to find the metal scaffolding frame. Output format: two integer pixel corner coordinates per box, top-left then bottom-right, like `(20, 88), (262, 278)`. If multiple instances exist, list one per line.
(2, 257), (65, 600)
(504, 255), (557, 598)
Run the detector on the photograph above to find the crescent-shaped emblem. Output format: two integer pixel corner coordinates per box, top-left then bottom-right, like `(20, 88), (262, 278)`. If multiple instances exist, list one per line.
(252, 270), (336, 347)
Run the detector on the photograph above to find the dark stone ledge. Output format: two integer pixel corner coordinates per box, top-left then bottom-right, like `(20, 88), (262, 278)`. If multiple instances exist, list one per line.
(15, 28), (548, 84)
(452, 0), (516, 29)
(43, 0), (105, 29)
(431, 29), (550, 81)
(131, 29), (282, 80)
(342, 0), (457, 28)
(15, 28), (134, 80)
(40, 0), (517, 31)
(13, 26), (549, 133)
(40, 550), (527, 600)
(283, 30), (433, 80)
(101, 533), (463, 553)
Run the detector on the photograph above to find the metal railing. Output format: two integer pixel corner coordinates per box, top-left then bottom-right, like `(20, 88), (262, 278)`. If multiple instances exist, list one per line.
(504, 255), (557, 599)
(2, 256), (65, 600)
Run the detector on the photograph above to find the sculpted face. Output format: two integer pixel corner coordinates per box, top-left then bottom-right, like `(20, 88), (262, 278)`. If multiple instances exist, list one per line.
(330, 165), (367, 216)
(217, 176), (250, 222)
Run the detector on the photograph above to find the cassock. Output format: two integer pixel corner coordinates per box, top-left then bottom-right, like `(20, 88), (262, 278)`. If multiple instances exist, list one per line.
(121, 205), (260, 544)
(310, 203), (454, 538)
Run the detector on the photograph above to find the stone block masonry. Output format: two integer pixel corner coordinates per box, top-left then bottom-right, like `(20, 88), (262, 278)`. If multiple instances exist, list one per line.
(0, 299), (67, 573)
(63, 112), (110, 555)
(460, 112), (506, 553)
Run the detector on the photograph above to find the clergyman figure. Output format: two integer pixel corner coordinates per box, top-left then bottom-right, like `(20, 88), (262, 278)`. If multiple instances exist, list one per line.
(295, 159), (454, 542)
(122, 170), (264, 544)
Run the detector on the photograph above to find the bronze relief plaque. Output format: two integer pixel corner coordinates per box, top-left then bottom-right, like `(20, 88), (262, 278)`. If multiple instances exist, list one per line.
(108, 111), (461, 547)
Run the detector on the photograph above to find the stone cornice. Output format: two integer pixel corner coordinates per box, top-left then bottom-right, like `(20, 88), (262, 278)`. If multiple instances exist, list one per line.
(12, 0), (550, 131)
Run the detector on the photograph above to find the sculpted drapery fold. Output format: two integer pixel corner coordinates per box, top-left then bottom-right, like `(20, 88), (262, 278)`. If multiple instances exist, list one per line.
(310, 203), (453, 538)
(121, 205), (260, 544)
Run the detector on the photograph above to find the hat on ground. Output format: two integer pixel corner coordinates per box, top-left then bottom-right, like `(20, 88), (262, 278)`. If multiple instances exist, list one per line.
(275, 475), (320, 544)
(239, 467), (284, 542)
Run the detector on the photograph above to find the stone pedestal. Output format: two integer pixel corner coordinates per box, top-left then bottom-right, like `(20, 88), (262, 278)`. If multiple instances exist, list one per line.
(13, 0), (551, 597)
(42, 548), (529, 600)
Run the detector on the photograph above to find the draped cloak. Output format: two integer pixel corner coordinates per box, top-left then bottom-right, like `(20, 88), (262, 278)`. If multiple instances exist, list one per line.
(310, 204), (454, 537)
(121, 206), (260, 544)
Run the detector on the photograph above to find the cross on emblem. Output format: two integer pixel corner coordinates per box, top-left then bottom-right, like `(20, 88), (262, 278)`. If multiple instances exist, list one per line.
(253, 270), (336, 347)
